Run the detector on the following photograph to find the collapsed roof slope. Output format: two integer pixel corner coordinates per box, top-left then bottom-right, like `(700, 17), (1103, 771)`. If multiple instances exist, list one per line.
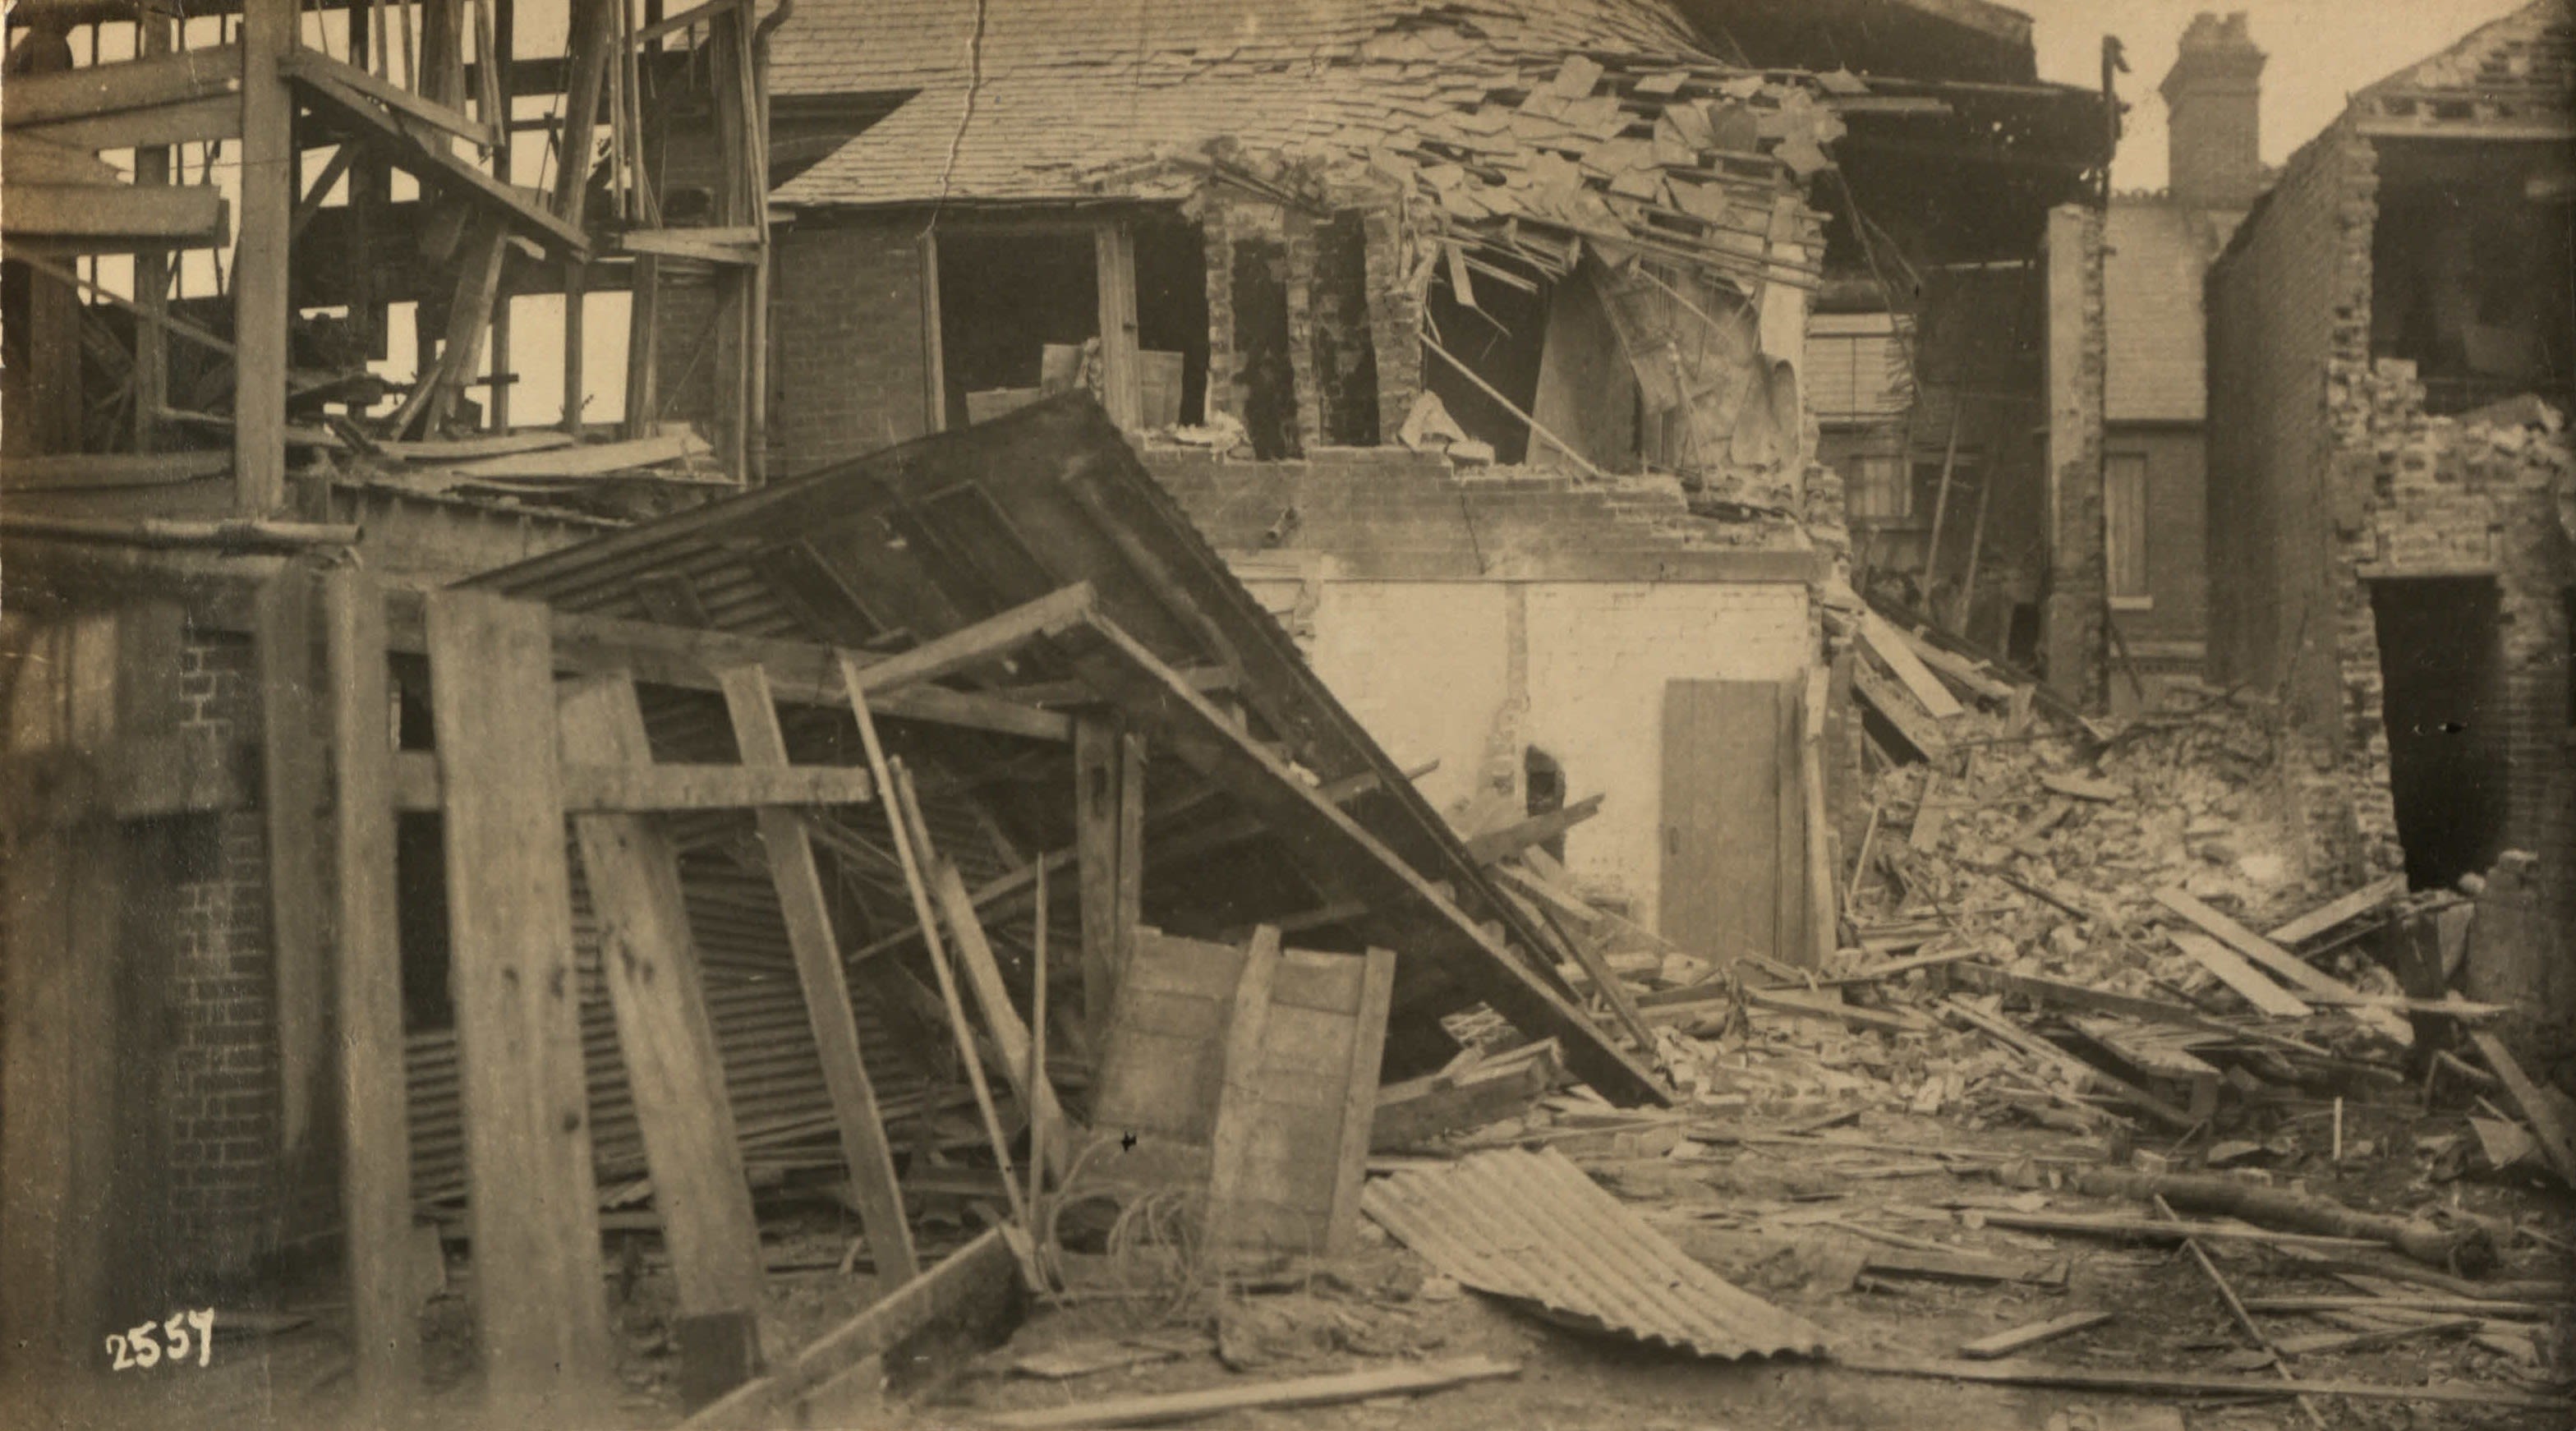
(468, 394), (1668, 1103)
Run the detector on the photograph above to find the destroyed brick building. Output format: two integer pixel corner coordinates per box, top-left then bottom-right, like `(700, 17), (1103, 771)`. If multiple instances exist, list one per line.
(2203, 0), (2576, 1032)
(4, 2), (2575, 1429)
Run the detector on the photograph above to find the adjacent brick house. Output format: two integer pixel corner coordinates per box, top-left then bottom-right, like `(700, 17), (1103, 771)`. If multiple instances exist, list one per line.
(2204, 0), (2575, 1033)
(2100, 12), (2261, 709)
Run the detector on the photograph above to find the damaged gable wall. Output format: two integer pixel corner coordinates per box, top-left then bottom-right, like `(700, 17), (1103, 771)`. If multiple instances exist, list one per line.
(2206, 116), (2575, 1020)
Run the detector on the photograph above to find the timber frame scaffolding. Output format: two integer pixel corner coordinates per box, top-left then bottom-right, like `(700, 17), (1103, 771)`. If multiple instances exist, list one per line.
(2, 397), (1668, 1419)
(1, 0), (773, 512)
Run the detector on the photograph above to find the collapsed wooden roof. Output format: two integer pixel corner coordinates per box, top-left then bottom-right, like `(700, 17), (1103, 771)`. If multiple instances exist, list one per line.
(467, 393), (1667, 1104)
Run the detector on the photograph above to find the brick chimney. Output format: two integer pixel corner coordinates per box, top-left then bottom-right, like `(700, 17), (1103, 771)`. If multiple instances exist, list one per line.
(2160, 12), (2266, 209)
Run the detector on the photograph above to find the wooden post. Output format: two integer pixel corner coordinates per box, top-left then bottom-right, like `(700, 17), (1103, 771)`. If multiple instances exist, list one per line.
(561, 260), (588, 432)
(927, 859), (1074, 1185)
(1801, 666), (1836, 968)
(255, 565), (328, 1202)
(237, 0), (297, 511)
(1, 615), (128, 1380)
(133, 0), (176, 453)
(625, 255), (662, 438)
(1919, 396), (1964, 598)
(481, 0), (511, 430)
(1116, 730), (1144, 962)
(716, 665), (919, 1284)
(1952, 469), (1993, 636)
(423, 591), (612, 1410)
(1093, 218), (1142, 428)
(561, 675), (766, 1323)
(1073, 716), (1122, 1056)
(323, 568), (421, 1401)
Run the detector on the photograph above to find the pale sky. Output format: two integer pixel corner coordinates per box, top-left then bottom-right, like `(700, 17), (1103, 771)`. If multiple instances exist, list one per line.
(2013, 0), (2538, 192)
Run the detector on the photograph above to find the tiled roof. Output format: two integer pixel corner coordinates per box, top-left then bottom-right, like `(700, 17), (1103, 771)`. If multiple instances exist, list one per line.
(2351, 0), (2574, 131)
(762, 0), (1838, 294)
(2104, 198), (2242, 424)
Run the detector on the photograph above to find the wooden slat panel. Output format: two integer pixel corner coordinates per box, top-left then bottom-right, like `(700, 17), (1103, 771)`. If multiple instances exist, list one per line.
(1660, 679), (1787, 966)
(424, 590), (612, 1406)
(560, 674), (766, 1323)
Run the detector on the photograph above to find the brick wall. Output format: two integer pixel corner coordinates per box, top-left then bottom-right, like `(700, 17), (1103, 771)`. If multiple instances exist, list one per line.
(165, 628), (282, 1285)
(768, 214), (934, 473)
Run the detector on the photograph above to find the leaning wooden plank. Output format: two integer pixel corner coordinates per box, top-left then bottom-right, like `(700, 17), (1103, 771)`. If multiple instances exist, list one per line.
(14, 92), (241, 150)
(2268, 874), (2409, 946)
(1838, 1356), (2573, 1410)
(287, 67), (586, 253)
(840, 583), (1098, 700)
(375, 429), (577, 461)
(928, 858), (1075, 1186)
(717, 665), (919, 1284)
(2155, 887), (2354, 1000)
(981, 1356), (1524, 1430)
(1056, 611), (1668, 1106)
(1, 41), (242, 127)
(1750, 987), (1932, 1034)
(323, 568), (420, 1401)
(1859, 613), (1964, 720)
(561, 675), (766, 1324)
(2, 184), (226, 242)
(2165, 929), (2314, 1018)
(277, 47), (494, 146)
(1462, 793), (1604, 865)
(1957, 1309), (2115, 1360)
(621, 226), (761, 264)
(2469, 1032), (2576, 1189)
(677, 1230), (1019, 1429)
(1850, 660), (1950, 762)
(422, 591), (611, 1406)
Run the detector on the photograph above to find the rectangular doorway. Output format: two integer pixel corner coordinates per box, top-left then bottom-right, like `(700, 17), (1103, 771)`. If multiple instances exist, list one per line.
(1659, 679), (1807, 967)
(2368, 575), (2507, 887)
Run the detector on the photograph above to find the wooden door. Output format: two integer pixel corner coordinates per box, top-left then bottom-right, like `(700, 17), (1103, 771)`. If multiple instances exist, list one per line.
(1659, 679), (1806, 967)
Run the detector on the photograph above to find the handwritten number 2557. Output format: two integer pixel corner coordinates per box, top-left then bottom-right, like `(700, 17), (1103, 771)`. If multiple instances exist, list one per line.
(104, 1309), (214, 1370)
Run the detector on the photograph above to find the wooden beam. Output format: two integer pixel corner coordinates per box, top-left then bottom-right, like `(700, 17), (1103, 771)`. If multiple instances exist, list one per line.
(1, 131), (126, 184)
(1074, 715), (1122, 1057)
(552, 0), (614, 225)
(1, 41), (241, 127)
(278, 48), (492, 147)
(1463, 794), (1603, 865)
(2155, 887), (2358, 1001)
(927, 858), (1074, 1185)
(255, 565), (327, 1182)
(235, 0), (293, 514)
(560, 674), (766, 1323)
(2470, 1032), (2576, 1190)
(1957, 1309), (2116, 1360)
(394, 752), (877, 812)
(620, 226), (761, 264)
(13, 91), (239, 150)
(2267, 874), (2408, 946)
(322, 568), (420, 1402)
(1092, 218), (1141, 428)
(423, 590), (612, 1407)
(0, 183), (226, 242)
(844, 583), (1099, 698)
(982, 1357), (1524, 1429)
(717, 665), (919, 1284)
(288, 67), (588, 253)
(2164, 928), (2316, 1018)
(1840, 1355), (2574, 1410)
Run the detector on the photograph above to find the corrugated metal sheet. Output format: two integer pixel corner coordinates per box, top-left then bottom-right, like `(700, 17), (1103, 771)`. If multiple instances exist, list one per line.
(1363, 1147), (1831, 1360)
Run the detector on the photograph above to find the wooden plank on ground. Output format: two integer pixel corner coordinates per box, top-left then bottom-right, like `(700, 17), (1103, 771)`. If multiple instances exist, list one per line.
(423, 590), (611, 1406)
(928, 857), (1074, 1186)
(1860, 612), (1965, 720)
(2267, 873), (2409, 946)
(676, 1230), (1020, 1430)
(982, 1356), (1524, 1429)
(1957, 1309), (2115, 1359)
(2155, 887), (2353, 1000)
(560, 674), (766, 1323)
(1841, 1356), (2572, 1410)
(2165, 929), (2314, 1018)
(717, 664), (919, 1283)
(323, 568), (420, 1400)
(2469, 1032), (2576, 1189)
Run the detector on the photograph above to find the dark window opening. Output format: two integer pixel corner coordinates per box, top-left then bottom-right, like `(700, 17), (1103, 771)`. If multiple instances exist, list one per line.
(1524, 748), (1566, 863)
(1309, 210), (1381, 445)
(2371, 167), (2576, 414)
(393, 664), (453, 1033)
(1423, 265), (1548, 462)
(1230, 235), (1300, 458)
(2370, 576), (2509, 888)
(936, 227), (1100, 428)
(1134, 217), (1212, 430)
